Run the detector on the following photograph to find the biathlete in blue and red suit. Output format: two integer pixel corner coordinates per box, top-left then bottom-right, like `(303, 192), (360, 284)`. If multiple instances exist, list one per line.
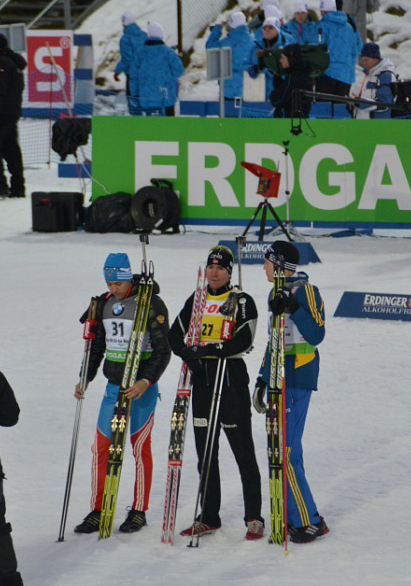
(74, 253), (171, 534)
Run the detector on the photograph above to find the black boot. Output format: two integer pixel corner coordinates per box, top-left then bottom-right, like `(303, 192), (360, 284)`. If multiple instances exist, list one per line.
(119, 510), (146, 533)
(74, 510), (100, 534)
(0, 571), (24, 586)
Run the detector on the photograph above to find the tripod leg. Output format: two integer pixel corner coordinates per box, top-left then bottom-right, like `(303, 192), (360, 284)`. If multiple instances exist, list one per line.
(242, 202), (264, 237)
(258, 202), (268, 241)
(266, 202), (293, 241)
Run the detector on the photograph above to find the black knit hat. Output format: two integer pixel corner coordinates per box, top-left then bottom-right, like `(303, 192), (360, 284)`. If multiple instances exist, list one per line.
(265, 241), (299, 272)
(207, 245), (234, 274)
(0, 34), (8, 50)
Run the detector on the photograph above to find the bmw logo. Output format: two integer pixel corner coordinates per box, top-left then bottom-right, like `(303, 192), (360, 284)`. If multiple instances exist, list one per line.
(112, 302), (125, 316)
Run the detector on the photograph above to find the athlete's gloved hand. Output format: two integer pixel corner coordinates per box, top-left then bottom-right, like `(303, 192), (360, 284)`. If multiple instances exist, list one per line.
(269, 288), (299, 315)
(180, 343), (222, 363)
(252, 376), (267, 414)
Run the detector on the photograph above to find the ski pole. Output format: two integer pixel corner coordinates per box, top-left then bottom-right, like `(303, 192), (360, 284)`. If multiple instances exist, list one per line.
(140, 233), (149, 267)
(188, 358), (227, 548)
(57, 297), (98, 542)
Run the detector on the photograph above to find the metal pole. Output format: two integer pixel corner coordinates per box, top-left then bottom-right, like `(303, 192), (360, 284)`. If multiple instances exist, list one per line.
(219, 50), (225, 118)
(235, 236), (246, 291)
(63, 0), (72, 29)
(177, 0), (183, 55)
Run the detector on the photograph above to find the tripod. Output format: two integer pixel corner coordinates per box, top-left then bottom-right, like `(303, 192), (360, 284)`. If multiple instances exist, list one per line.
(242, 197), (292, 242)
(269, 141), (305, 242)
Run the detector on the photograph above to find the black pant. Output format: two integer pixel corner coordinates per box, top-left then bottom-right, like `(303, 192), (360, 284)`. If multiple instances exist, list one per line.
(192, 374), (262, 528)
(0, 118), (25, 195)
(0, 475), (23, 585)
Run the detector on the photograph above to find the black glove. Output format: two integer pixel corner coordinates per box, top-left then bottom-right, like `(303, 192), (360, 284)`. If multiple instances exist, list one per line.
(180, 343), (222, 363)
(269, 288), (299, 316)
(252, 377), (267, 414)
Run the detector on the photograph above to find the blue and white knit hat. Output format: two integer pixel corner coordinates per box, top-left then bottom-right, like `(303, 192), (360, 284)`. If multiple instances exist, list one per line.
(104, 253), (133, 282)
(265, 241), (299, 272)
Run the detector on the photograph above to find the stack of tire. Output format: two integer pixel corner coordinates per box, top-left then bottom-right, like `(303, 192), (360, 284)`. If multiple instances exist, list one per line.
(85, 179), (180, 233)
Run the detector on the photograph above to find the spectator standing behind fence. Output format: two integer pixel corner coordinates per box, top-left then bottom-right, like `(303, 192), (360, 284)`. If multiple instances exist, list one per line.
(270, 43), (312, 118)
(315, 0), (360, 96)
(248, 0), (281, 32)
(0, 372), (24, 586)
(206, 12), (254, 102)
(247, 17), (294, 101)
(0, 34), (26, 199)
(353, 43), (397, 119)
(129, 22), (184, 116)
(114, 12), (147, 112)
(284, 3), (318, 44)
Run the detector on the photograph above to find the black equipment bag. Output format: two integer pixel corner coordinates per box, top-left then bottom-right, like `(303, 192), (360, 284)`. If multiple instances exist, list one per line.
(85, 192), (135, 233)
(131, 179), (180, 233)
(31, 192), (84, 232)
(51, 118), (91, 161)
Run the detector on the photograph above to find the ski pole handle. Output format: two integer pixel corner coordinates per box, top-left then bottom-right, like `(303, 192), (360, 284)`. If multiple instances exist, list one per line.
(140, 233), (149, 267)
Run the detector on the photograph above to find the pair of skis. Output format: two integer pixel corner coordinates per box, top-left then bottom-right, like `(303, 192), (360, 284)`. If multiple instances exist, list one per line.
(161, 266), (207, 544)
(99, 261), (154, 539)
(266, 269), (288, 552)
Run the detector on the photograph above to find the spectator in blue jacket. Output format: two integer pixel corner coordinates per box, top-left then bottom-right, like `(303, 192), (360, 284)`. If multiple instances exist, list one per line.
(284, 3), (317, 44)
(248, 0), (282, 32)
(129, 22), (184, 116)
(247, 17), (294, 101)
(114, 11), (147, 110)
(315, 0), (360, 96)
(206, 12), (254, 101)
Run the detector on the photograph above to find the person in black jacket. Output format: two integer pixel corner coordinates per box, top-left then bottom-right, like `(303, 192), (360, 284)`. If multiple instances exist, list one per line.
(0, 372), (24, 586)
(74, 253), (171, 534)
(0, 35), (26, 198)
(169, 245), (264, 541)
(270, 43), (312, 118)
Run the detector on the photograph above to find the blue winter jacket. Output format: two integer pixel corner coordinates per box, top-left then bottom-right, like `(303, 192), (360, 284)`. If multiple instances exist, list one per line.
(206, 24), (254, 99)
(129, 39), (184, 108)
(283, 18), (318, 45)
(248, 29), (294, 100)
(315, 11), (360, 84)
(115, 23), (147, 76)
(260, 272), (325, 390)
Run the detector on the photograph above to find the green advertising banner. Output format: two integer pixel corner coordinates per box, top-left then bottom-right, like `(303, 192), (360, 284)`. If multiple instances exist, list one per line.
(92, 116), (411, 226)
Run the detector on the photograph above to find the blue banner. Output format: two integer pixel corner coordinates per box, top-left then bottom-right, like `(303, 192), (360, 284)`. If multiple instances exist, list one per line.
(334, 291), (411, 321)
(218, 240), (321, 265)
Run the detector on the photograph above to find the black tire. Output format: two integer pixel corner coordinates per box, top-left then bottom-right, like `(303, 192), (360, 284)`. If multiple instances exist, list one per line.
(131, 186), (180, 232)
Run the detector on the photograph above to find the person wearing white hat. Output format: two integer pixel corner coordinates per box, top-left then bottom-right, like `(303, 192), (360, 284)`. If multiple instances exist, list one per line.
(246, 16), (294, 101)
(114, 12), (147, 113)
(315, 0), (361, 96)
(206, 12), (254, 102)
(283, 3), (317, 44)
(129, 22), (184, 116)
(248, 0), (281, 32)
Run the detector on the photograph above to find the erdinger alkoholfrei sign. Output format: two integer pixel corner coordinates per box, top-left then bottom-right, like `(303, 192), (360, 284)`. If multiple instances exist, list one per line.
(334, 292), (411, 321)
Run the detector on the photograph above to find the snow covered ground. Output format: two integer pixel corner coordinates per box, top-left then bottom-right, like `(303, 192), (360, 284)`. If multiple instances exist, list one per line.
(0, 165), (411, 585)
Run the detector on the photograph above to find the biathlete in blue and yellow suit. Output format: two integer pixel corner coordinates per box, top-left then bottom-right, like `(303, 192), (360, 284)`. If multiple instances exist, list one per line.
(253, 240), (329, 544)
(74, 253), (171, 534)
(168, 245), (265, 542)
